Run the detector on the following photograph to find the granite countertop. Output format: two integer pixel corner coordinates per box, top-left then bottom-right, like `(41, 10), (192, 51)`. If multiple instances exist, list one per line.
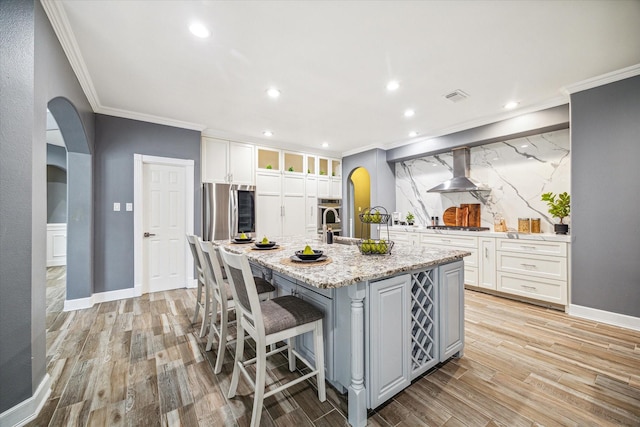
(215, 236), (470, 289)
(389, 226), (572, 243)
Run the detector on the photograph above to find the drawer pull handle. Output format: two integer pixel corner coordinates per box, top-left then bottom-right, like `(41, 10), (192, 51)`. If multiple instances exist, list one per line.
(522, 285), (537, 291)
(520, 263), (537, 269)
(520, 245), (536, 250)
(441, 239), (451, 243)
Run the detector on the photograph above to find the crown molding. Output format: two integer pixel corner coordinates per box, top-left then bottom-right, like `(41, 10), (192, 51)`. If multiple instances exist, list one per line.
(97, 106), (206, 131)
(41, 0), (100, 111)
(563, 63), (640, 95)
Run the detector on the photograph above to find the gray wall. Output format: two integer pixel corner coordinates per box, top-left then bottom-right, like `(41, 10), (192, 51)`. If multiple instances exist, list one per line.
(47, 144), (67, 223)
(94, 114), (201, 293)
(571, 75), (640, 317)
(0, 0), (95, 413)
(342, 149), (396, 238)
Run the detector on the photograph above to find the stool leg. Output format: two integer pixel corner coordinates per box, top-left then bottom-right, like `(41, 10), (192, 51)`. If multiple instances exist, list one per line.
(288, 337), (296, 372)
(314, 320), (326, 402)
(214, 304), (228, 374)
(227, 320), (244, 399)
(199, 280), (211, 337)
(251, 340), (267, 427)
(192, 279), (202, 324)
(205, 297), (218, 352)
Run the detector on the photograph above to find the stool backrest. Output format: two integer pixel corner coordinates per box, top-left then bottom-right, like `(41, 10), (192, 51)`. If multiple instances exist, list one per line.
(199, 241), (230, 306)
(219, 248), (262, 333)
(186, 234), (205, 279)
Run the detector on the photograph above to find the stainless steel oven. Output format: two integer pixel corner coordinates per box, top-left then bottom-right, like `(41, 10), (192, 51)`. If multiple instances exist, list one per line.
(317, 198), (342, 235)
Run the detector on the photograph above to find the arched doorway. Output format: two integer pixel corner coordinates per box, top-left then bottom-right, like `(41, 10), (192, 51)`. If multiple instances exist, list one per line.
(47, 97), (93, 309)
(348, 167), (371, 239)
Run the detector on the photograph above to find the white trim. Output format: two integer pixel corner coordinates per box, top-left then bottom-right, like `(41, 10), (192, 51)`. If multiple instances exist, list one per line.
(133, 154), (195, 296)
(563, 63), (640, 95)
(40, 1), (100, 111)
(0, 374), (51, 427)
(63, 296), (92, 312)
(569, 304), (640, 332)
(98, 106), (205, 132)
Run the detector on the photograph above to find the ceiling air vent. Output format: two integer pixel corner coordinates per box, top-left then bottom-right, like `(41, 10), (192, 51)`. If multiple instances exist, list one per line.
(444, 89), (469, 103)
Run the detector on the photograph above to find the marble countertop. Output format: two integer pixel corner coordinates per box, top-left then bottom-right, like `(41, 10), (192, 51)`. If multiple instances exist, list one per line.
(388, 226), (572, 243)
(215, 236), (470, 289)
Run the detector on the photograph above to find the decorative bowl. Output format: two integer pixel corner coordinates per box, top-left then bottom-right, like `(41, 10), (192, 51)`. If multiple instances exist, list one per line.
(254, 241), (276, 248)
(295, 249), (323, 260)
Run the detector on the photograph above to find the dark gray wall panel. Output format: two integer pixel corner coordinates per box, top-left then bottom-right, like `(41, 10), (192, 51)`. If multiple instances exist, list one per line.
(0, 0), (36, 412)
(47, 165), (67, 223)
(571, 75), (640, 317)
(94, 114), (201, 293)
(342, 149), (396, 238)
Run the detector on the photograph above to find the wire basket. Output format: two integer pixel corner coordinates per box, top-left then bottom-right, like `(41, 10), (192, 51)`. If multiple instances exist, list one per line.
(357, 239), (395, 255)
(358, 207), (391, 224)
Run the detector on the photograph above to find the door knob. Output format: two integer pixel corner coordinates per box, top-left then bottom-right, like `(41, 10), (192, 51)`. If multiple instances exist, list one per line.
(143, 232), (156, 237)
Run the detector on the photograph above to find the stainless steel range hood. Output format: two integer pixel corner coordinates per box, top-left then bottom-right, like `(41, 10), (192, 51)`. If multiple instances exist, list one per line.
(427, 147), (490, 193)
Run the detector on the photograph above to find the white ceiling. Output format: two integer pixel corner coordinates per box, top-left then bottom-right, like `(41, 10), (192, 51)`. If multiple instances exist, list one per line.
(44, 1), (640, 156)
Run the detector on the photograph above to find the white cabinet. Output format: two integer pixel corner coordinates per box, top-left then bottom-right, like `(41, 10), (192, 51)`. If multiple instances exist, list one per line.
(388, 230), (420, 247)
(368, 274), (411, 408)
(479, 237), (496, 290)
(255, 170), (283, 238)
(496, 239), (568, 305)
(305, 175), (318, 237)
(201, 137), (254, 184)
(421, 234), (478, 286)
(282, 173), (306, 237)
(439, 260), (464, 361)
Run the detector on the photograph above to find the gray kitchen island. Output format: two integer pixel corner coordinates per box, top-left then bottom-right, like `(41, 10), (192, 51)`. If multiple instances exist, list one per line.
(218, 236), (470, 427)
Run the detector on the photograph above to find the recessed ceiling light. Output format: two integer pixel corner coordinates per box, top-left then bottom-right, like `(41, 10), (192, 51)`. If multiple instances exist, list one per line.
(263, 130), (273, 137)
(408, 131), (418, 137)
(386, 80), (400, 91)
(504, 101), (519, 110)
(322, 142), (329, 148)
(189, 23), (210, 38)
(521, 144), (528, 148)
(404, 109), (415, 118)
(266, 87), (281, 98)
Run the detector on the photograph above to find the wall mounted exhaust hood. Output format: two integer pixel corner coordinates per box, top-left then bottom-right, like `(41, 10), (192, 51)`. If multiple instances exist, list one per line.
(427, 147), (490, 193)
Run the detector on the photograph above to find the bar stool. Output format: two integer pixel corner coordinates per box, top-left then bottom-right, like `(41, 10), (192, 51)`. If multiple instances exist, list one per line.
(186, 234), (209, 337)
(219, 248), (326, 427)
(198, 240), (275, 373)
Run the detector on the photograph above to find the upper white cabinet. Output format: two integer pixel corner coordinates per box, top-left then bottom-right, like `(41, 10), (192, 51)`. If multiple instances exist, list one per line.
(201, 137), (254, 185)
(317, 157), (341, 198)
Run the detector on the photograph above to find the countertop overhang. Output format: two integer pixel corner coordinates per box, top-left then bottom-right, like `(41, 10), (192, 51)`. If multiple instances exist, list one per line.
(215, 236), (470, 289)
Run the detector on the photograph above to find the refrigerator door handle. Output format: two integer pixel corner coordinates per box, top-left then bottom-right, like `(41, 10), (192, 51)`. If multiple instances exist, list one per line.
(204, 184), (212, 241)
(230, 187), (237, 238)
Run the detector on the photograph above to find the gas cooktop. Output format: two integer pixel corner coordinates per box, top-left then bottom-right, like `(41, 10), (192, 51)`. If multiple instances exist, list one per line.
(426, 225), (490, 231)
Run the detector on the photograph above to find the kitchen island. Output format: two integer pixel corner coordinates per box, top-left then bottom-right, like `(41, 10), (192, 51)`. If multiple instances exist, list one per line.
(218, 236), (470, 427)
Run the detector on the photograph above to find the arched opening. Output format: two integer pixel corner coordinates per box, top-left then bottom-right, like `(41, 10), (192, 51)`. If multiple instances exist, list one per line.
(348, 167), (371, 239)
(47, 97), (93, 312)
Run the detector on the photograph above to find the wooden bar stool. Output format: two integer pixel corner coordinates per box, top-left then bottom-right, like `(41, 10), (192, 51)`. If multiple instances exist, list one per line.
(198, 240), (275, 373)
(186, 234), (209, 338)
(220, 248), (326, 427)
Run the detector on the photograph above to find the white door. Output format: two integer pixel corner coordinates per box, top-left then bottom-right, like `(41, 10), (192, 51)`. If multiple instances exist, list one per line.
(143, 162), (186, 293)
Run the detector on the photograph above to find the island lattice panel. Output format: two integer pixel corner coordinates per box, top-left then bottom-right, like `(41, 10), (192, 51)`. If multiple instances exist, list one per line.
(410, 268), (438, 378)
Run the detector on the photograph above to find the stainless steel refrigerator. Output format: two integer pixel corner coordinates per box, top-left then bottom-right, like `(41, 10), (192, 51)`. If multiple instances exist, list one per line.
(202, 183), (256, 241)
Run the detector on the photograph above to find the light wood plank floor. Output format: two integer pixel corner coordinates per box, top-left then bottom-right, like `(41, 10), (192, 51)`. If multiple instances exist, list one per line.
(30, 269), (640, 426)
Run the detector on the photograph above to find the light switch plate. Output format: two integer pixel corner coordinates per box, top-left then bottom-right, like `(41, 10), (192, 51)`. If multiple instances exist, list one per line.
(126, 203), (133, 211)
(113, 202), (121, 211)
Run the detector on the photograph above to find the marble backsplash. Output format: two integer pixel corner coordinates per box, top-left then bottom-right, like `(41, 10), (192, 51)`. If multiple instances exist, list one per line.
(395, 129), (570, 234)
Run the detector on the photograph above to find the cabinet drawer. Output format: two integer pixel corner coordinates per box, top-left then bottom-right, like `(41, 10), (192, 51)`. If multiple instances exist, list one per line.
(496, 239), (566, 257)
(388, 231), (409, 243)
(423, 244), (478, 267)
(497, 272), (567, 305)
(497, 252), (567, 281)
(421, 234), (477, 248)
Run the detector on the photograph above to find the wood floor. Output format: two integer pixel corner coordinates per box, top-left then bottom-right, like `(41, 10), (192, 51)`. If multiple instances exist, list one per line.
(30, 267), (640, 426)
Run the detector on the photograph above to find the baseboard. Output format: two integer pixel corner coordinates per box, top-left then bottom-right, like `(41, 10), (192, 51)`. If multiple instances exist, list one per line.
(64, 283), (190, 311)
(0, 374), (51, 427)
(186, 278), (197, 289)
(569, 304), (640, 332)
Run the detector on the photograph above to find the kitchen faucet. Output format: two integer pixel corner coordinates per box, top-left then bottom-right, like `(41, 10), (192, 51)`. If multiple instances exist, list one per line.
(322, 207), (341, 243)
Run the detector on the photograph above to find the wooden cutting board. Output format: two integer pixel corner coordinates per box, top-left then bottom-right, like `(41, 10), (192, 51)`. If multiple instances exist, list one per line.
(461, 203), (481, 227)
(456, 206), (469, 226)
(443, 207), (457, 226)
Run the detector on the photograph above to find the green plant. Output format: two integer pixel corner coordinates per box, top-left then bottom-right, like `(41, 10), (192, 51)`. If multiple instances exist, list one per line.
(265, 164), (273, 170)
(406, 212), (415, 223)
(288, 166), (294, 172)
(541, 192), (570, 224)
(319, 170), (327, 175)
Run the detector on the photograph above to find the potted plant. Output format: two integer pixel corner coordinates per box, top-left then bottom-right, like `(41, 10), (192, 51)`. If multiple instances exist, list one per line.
(541, 191), (570, 234)
(406, 212), (415, 226)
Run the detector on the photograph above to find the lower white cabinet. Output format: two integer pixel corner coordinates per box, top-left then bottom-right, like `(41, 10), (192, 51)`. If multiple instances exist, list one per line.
(479, 237), (496, 290)
(439, 261), (464, 360)
(368, 274), (411, 408)
(421, 234), (478, 286)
